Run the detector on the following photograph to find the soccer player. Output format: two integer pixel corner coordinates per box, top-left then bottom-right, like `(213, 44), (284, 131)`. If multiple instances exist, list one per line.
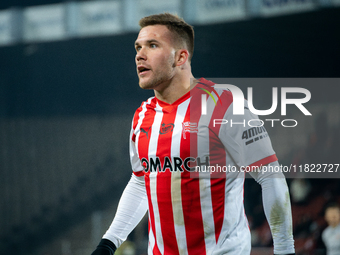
(91, 13), (295, 255)
(322, 203), (340, 255)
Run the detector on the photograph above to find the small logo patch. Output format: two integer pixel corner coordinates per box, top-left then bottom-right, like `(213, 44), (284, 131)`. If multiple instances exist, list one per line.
(182, 122), (198, 139)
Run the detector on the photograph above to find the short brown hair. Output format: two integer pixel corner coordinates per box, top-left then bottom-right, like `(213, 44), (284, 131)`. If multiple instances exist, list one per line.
(325, 202), (340, 212)
(139, 13), (194, 61)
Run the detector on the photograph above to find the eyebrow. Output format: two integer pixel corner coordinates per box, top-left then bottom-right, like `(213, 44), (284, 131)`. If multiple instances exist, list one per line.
(135, 39), (160, 47)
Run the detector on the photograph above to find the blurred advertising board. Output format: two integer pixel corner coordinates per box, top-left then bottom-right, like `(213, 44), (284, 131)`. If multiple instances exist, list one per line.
(192, 0), (247, 24)
(23, 4), (66, 42)
(124, 0), (181, 30)
(77, 1), (122, 37)
(249, 0), (316, 17)
(0, 9), (15, 45)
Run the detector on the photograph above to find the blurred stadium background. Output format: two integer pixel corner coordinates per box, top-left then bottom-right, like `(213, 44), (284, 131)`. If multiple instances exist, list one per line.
(0, 0), (340, 254)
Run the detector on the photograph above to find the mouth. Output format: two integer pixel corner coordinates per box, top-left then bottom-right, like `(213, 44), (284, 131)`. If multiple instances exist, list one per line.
(138, 66), (151, 75)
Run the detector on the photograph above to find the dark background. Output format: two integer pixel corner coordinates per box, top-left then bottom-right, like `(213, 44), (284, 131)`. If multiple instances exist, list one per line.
(1, 7), (339, 118)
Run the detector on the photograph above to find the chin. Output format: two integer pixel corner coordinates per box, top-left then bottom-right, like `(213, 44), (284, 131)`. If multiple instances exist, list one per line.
(139, 81), (154, 90)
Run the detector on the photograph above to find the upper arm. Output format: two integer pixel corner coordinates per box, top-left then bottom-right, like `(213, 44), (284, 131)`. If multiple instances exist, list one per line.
(218, 97), (277, 169)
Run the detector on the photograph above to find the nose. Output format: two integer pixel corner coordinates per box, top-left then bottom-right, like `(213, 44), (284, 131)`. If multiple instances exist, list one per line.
(136, 47), (146, 62)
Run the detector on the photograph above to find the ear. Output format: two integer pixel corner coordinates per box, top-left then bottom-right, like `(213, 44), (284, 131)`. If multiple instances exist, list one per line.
(175, 49), (189, 67)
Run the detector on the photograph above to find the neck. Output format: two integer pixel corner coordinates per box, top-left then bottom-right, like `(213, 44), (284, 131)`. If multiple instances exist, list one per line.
(153, 65), (198, 104)
(330, 222), (340, 228)
(154, 77), (193, 104)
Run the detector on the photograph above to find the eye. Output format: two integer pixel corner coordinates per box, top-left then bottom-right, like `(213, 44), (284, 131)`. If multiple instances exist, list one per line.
(150, 44), (157, 48)
(135, 45), (141, 51)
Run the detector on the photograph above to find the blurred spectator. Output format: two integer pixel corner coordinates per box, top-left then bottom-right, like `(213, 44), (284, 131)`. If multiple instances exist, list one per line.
(290, 179), (311, 205)
(322, 203), (340, 255)
(306, 112), (331, 165)
(115, 240), (136, 255)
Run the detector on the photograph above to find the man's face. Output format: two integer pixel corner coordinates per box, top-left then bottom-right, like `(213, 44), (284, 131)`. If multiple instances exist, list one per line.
(135, 25), (177, 90)
(325, 207), (340, 227)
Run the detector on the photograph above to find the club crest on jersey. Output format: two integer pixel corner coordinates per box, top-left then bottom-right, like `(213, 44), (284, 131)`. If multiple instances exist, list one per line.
(182, 122), (198, 139)
(159, 123), (174, 135)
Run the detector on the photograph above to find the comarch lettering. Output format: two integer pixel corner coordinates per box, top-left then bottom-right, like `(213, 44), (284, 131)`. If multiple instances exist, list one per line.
(141, 156), (210, 173)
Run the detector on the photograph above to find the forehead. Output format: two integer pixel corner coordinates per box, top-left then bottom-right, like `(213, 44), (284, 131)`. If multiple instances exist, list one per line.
(135, 25), (173, 44)
(326, 207), (340, 215)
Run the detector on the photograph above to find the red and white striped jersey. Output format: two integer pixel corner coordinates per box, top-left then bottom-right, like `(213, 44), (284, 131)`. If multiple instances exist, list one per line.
(129, 78), (277, 255)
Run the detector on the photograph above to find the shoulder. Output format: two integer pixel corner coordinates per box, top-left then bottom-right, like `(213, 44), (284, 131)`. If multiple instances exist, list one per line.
(322, 226), (331, 238)
(134, 96), (156, 112)
(195, 78), (234, 105)
(336, 224), (340, 232)
(133, 96), (156, 115)
(132, 96), (156, 129)
(197, 78), (233, 94)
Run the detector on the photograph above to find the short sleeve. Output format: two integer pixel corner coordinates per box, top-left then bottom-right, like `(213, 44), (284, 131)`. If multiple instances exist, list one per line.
(218, 99), (277, 169)
(129, 119), (144, 177)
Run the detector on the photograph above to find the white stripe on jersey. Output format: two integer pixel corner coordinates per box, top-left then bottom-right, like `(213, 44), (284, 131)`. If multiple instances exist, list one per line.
(171, 99), (189, 255)
(148, 103), (164, 254)
(148, 219), (156, 255)
(135, 98), (153, 161)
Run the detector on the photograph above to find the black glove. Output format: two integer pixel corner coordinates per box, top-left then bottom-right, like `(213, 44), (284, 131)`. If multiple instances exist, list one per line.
(91, 239), (117, 255)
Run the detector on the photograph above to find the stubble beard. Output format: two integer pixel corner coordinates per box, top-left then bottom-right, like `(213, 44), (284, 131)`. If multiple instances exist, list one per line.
(139, 72), (170, 90)
(138, 56), (176, 90)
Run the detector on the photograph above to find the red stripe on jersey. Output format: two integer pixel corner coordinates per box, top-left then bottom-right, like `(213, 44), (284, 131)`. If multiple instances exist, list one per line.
(208, 90), (233, 243)
(180, 91), (206, 255)
(132, 106), (145, 142)
(248, 154), (278, 170)
(156, 107), (180, 255)
(133, 171), (144, 177)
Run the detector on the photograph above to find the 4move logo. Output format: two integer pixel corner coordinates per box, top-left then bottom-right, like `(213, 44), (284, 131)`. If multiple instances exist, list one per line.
(200, 84), (312, 127)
